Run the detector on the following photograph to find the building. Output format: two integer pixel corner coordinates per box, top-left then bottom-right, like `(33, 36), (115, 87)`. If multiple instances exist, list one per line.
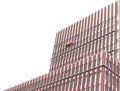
(5, 0), (120, 91)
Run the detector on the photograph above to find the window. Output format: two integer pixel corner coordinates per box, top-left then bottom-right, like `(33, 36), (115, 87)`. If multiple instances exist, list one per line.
(67, 80), (71, 90)
(83, 76), (86, 86)
(88, 61), (91, 69)
(49, 85), (53, 91)
(70, 68), (73, 76)
(90, 74), (92, 84)
(76, 76), (79, 90)
(78, 64), (81, 73)
(62, 71), (65, 79)
(94, 73), (97, 83)
(81, 64), (84, 72)
(95, 85), (97, 91)
(89, 86), (91, 91)
(81, 75), (83, 87)
(60, 83), (63, 91)
(71, 78), (76, 89)
(93, 60), (96, 67)
(98, 84), (101, 91)
(56, 85), (59, 91)
(64, 82), (67, 91)
(84, 63), (87, 71)
(66, 70), (69, 77)
(91, 61), (93, 68)
(98, 72), (101, 82)
(86, 62), (88, 70)
(74, 66), (76, 75)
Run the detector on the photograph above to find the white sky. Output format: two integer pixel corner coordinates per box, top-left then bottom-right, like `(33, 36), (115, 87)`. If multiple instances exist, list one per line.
(0, 0), (115, 90)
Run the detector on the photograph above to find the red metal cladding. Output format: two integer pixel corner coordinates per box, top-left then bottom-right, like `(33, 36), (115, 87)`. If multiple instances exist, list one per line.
(50, 4), (118, 71)
(6, 52), (119, 91)
(5, 1), (120, 91)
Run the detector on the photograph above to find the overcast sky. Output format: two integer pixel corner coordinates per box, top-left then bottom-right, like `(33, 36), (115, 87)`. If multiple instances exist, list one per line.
(0, 0), (115, 90)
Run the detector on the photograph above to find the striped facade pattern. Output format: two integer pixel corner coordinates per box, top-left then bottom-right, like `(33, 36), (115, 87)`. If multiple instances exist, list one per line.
(5, 1), (120, 91)
(50, 1), (118, 72)
(4, 52), (120, 91)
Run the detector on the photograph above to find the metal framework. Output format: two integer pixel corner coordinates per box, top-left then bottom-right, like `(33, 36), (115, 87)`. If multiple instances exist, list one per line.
(5, 0), (120, 91)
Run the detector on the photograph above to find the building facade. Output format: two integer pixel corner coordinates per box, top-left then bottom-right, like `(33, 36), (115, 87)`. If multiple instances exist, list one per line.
(5, 0), (120, 91)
